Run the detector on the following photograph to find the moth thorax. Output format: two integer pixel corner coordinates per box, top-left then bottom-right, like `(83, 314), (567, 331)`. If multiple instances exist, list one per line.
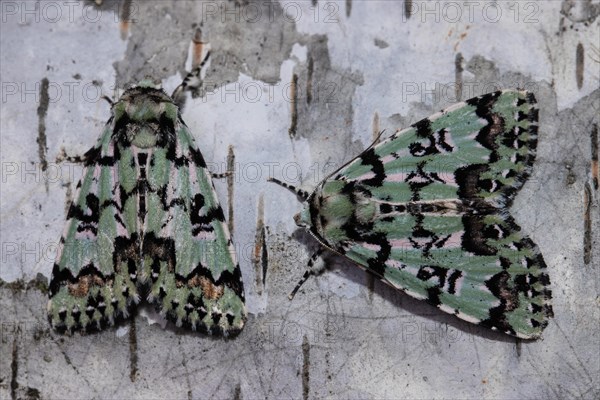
(126, 94), (167, 119)
(128, 123), (159, 148)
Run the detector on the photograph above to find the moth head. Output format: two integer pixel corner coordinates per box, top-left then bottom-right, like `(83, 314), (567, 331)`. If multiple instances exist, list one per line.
(293, 205), (311, 228)
(113, 83), (179, 148)
(136, 78), (161, 89)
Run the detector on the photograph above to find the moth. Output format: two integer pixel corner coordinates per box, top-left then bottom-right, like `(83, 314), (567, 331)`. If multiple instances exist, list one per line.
(270, 90), (553, 339)
(48, 53), (246, 336)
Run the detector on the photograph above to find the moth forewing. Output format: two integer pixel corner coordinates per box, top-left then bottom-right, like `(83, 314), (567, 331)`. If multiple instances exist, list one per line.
(271, 90), (552, 339)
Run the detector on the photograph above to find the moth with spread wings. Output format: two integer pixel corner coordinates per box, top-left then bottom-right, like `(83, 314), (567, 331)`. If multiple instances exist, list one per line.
(48, 64), (246, 336)
(271, 90), (552, 339)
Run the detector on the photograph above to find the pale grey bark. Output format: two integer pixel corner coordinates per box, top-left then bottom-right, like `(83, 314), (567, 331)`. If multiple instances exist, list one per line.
(1, 1), (599, 399)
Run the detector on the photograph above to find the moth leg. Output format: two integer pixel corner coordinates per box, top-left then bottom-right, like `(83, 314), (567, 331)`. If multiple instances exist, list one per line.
(268, 177), (310, 201)
(211, 171), (232, 179)
(56, 147), (86, 163)
(288, 248), (326, 300)
(55, 146), (98, 164)
(101, 95), (114, 106)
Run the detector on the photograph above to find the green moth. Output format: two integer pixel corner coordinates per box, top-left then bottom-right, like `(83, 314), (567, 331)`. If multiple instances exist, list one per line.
(271, 90), (552, 339)
(48, 53), (246, 336)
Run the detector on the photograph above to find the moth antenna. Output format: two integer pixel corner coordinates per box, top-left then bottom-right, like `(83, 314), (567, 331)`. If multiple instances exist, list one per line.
(374, 129), (386, 142)
(268, 177), (310, 201)
(288, 248), (325, 300)
(171, 50), (212, 100)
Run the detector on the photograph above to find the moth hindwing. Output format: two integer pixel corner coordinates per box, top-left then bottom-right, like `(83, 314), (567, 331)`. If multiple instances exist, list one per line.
(49, 79), (246, 336)
(271, 90), (552, 339)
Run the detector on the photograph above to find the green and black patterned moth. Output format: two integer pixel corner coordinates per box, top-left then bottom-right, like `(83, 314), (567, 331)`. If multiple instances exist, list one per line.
(270, 90), (553, 339)
(48, 53), (246, 336)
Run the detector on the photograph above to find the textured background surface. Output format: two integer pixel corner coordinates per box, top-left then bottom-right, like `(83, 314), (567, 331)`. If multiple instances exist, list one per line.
(1, 1), (599, 399)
